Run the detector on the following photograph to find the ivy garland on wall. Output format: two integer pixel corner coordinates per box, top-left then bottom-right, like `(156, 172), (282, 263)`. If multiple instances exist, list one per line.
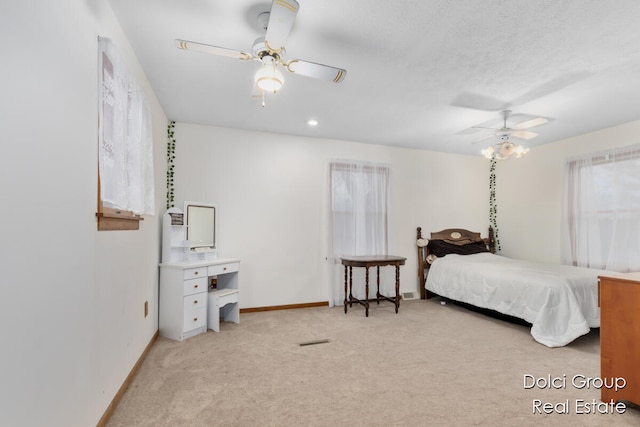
(489, 158), (501, 251)
(166, 121), (176, 209)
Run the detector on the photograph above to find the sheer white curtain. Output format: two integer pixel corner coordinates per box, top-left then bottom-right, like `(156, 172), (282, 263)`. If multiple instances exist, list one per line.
(561, 144), (640, 272)
(327, 160), (391, 306)
(98, 37), (155, 215)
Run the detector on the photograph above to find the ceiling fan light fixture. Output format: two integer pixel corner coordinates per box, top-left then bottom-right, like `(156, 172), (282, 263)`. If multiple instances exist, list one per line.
(481, 146), (494, 159)
(514, 145), (530, 158)
(255, 56), (284, 93)
(483, 140), (530, 161)
(499, 141), (515, 157)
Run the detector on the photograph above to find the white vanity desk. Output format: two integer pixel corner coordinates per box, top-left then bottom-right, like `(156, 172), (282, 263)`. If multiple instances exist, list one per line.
(159, 257), (240, 342)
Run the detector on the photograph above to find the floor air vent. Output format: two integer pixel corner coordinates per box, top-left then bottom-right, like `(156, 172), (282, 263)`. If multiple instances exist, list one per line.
(299, 339), (331, 347)
(402, 292), (418, 300)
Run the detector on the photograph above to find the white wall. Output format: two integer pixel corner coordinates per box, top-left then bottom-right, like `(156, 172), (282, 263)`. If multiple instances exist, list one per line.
(172, 119), (640, 309)
(173, 123), (489, 308)
(1, 2), (166, 426)
(495, 120), (640, 263)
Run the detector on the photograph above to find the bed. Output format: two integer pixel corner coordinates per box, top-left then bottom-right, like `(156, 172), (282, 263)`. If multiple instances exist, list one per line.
(416, 227), (610, 347)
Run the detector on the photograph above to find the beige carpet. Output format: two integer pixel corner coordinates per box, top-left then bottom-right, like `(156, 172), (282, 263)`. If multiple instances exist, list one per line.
(106, 298), (640, 426)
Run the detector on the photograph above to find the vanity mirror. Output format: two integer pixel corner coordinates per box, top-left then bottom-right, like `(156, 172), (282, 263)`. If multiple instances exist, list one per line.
(184, 202), (217, 254)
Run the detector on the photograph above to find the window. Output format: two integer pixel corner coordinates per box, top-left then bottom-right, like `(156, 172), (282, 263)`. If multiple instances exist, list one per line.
(97, 37), (155, 230)
(562, 144), (640, 272)
(327, 160), (391, 305)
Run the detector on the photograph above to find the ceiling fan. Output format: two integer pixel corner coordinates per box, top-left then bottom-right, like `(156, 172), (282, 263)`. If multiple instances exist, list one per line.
(471, 110), (549, 160)
(175, 0), (347, 105)
(470, 110), (549, 143)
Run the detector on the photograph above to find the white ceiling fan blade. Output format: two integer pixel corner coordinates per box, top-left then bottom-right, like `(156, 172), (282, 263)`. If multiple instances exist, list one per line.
(471, 133), (497, 144)
(286, 59), (347, 83)
(264, 0), (299, 52)
(471, 126), (499, 131)
(457, 127), (487, 135)
(510, 130), (538, 140)
(471, 117), (503, 129)
(512, 117), (549, 130)
(175, 39), (253, 60)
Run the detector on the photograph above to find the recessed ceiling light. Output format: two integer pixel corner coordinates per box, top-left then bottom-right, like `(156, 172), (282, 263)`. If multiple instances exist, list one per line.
(307, 119), (319, 127)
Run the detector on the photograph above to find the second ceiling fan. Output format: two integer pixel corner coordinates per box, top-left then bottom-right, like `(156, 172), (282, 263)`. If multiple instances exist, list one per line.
(471, 110), (549, 160)
(471, 109), (549, 144)
(175, 0), (347, 104)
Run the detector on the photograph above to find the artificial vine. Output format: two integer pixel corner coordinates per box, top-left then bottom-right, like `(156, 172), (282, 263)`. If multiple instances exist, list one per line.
(489, 158), (501, 251)
(166, 121), (176, 209)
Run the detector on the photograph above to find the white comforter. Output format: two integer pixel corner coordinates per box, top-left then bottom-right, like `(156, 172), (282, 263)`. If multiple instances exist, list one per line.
(425, 252), (611, 347)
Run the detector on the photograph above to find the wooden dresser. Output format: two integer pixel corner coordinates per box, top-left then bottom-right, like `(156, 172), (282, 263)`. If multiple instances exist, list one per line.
(599, 273), (640, 405)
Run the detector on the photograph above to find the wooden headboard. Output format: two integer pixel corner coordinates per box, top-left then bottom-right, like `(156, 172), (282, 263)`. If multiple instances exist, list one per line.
(416, 227), (495, 299)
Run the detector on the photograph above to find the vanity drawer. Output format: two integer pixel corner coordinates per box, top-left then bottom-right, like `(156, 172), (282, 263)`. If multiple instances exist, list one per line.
(183, 294), (207, 330)
(183, 276), (207, 296)
(183, 267), (207, 280)
(184, 292), (206, 310)
(183, 308), (206, 331)
(208, 262), (239, 276)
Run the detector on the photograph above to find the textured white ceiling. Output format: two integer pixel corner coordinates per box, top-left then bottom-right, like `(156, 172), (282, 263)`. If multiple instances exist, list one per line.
(108, 0), (640, 155)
